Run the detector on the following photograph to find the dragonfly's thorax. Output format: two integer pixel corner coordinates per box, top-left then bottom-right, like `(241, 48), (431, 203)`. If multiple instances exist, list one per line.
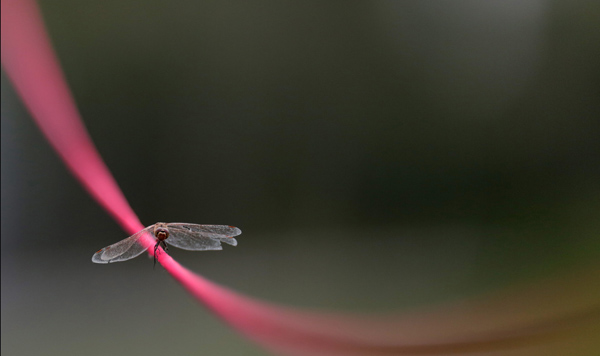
(154, 224), (169, 241)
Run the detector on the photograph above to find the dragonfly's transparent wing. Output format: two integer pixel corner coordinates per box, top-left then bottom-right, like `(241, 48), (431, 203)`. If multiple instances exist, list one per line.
(165, 223), (241, 251)
(91, 226), (153, 264)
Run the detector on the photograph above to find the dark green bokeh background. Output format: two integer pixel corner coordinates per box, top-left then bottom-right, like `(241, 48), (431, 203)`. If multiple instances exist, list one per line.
(2, 1), (599, 355)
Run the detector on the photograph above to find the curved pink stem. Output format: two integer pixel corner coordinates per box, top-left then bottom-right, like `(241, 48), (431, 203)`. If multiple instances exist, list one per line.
(3, 1), (598, 355)
(1, 0), (141, 234)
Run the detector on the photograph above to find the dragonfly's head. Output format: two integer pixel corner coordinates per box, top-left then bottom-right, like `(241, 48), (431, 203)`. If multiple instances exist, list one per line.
(154, 225), (169, 241)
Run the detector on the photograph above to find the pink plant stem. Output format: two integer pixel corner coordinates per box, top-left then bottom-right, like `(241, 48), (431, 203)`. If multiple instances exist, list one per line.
(3, 1), (598, 355)
(1, 0), (142, 235)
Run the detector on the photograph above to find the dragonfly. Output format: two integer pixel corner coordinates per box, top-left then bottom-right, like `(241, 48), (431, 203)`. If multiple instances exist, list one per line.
(92, 222), (242, 266)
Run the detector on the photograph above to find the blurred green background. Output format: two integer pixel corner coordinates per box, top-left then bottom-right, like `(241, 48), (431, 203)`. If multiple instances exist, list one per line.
(2, 1), (599, 355)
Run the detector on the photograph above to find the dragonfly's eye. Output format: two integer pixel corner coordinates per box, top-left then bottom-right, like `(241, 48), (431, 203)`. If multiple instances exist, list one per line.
(155, 228), (169, 240)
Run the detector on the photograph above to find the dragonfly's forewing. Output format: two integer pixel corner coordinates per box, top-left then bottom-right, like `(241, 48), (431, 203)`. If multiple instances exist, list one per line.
(91, 226), (153, 264)
(166, 223), (240, 251)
